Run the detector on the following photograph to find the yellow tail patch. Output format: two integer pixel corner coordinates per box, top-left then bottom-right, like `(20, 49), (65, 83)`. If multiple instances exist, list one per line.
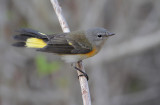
(26, 38), (47, 48)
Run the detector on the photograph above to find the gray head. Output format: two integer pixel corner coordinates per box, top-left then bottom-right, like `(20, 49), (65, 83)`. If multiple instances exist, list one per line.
(85, 27), (115, 47)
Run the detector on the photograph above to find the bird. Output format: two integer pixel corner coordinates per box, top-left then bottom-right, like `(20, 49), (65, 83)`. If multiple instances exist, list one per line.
(13, 27), (115, 80)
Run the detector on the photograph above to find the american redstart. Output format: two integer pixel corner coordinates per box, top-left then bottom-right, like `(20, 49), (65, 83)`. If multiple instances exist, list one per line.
(13, 27), (115, 80)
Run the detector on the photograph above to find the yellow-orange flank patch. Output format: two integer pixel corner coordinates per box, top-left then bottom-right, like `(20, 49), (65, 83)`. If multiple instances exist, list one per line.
(85, 48), (97, 57)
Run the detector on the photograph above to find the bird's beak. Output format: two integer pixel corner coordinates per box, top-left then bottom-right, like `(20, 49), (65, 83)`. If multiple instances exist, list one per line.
(107, 32), (115, 36)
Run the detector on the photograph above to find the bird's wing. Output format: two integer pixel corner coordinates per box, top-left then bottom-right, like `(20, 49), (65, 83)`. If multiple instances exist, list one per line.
(37, 33), (92, 54)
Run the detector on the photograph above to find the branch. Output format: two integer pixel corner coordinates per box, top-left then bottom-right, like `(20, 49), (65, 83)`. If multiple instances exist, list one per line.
(50, 0), (91, 105)
(50, 0), (70, 33)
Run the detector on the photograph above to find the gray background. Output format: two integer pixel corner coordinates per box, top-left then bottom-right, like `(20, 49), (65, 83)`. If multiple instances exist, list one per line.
(0, 0), (160, 105)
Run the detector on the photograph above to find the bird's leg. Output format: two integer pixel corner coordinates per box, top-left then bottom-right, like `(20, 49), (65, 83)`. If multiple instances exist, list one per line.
(75, 67), (89, 81)
(71, 63), (89, 81)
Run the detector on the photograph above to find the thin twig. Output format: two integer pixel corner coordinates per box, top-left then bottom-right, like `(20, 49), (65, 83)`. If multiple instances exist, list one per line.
(76, 61), (91, 105)
(50, 0), (91, 105)
(50, 0), (70, 33)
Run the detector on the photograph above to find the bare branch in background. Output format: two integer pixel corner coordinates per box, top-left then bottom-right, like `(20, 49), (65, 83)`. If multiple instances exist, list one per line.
(112, 87), (160, 105)
(50, 0), (91, 105)
(81, 0), (108, 29)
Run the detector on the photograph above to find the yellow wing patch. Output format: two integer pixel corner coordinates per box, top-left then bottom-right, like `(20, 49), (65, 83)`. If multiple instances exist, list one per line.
(38, 32), (46, 35)
(68, 42), (73, 46)
(26, 38), (47, 48)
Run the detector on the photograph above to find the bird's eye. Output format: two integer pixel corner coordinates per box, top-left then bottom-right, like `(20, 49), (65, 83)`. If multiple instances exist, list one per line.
(98, 34), (102, 38)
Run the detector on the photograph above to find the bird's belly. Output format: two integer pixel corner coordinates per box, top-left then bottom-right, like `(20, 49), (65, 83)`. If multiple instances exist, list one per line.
(61, 54), (88, 63)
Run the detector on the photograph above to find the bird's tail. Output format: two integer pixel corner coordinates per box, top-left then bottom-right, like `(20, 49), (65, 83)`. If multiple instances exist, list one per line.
(13, 28), (48, 48)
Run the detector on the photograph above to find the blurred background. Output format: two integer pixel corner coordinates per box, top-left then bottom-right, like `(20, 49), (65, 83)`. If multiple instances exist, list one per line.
(0, 0), (160, 105)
